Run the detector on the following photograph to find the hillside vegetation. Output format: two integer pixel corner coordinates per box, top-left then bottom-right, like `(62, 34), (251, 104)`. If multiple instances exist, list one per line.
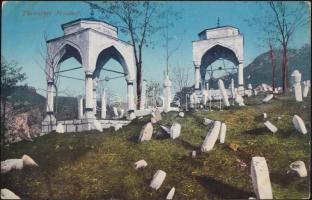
(2, 93), (310, 199)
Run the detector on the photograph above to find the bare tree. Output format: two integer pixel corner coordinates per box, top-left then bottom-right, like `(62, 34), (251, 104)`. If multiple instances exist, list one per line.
(171, 63), (190, 95)
(268, 2), (310, 93)
(146, 80), (161, 107)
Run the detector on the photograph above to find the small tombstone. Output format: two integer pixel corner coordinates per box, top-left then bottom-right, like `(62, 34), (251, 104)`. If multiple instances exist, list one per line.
(292, 115), (307, 134)
(289, 161), (307, 177)
(113, 107), (119, 118)
(219, 123), (226, 143)
(138, 122), (153, 142)
(264, 121), (278, 133)
(263, 113), (267, 119)
(119, 109), (125, 118)
(1, 188), (21, 199)
(302, 80), (310, 98)
(254, 90), (258, 96)
(250, 157), (273, 199)
(218, 79), (230, 107)
(56, 123), (65, 133)
(150, 170), (166, 190)
(170, 122), (181, 139)
(201, 121), (221, 152)
(235, 94), (245, 106)
(262, 94), (274, 103)
(191, 150), (196, 158)
(93, 120), (103, 132)
(203, 118), (214, 126)
(291, 70), (303, 102)
(134, 160), (148, 170)
(166, 187), (175, 200)
(155, 108), (162, 122)
(113, 124), (123, 131)
(248, 83), (253, 90)
(178, 112), (184, 117)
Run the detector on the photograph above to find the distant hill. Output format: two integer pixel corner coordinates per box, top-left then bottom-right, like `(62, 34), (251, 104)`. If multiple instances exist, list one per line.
(243, 44), (311, 87)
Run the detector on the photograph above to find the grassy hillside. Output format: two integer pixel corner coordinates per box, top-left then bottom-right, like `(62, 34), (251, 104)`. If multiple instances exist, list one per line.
(1, 93), (310, 199)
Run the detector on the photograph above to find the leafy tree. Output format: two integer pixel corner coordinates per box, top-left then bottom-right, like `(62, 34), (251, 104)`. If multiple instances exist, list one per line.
(1, 57), (27, 143)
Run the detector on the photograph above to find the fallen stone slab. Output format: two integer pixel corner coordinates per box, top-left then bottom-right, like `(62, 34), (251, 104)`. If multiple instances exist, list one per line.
(203, 118), (214, 126)
(56, 123), (65, 133)
(289, 161), (307, 177)
(219, 123), (226, 143)
(292, 115), (307, 134)
(1, 188), (20, 199)
(262, 94), (274, 103)
(264, 121), (278, 133)
(160, 125), (170, 135)
(251, 157), (273, 199)
(1, 155), (39, 174)
(170, 122), (181, 139)
(166, 187), (175, 200)
(150, 170), (166, 190)
(201, 121), (221, 152)
(139, 122), (153, 142)
(134, 160), (148, 170)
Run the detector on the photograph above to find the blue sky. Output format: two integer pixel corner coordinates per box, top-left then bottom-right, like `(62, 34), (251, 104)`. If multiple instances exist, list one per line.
(2, 1), (310, 100)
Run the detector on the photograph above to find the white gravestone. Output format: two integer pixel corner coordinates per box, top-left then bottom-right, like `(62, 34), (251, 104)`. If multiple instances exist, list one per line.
(248, 83), (252, 90)
(56, 123), (65, 133)
(201, 121), (221, 152)
(166, 187), (175, 200)
(119, 109), (125, 118)
(134, 160), (148, 170)
(263, 113), (267, 119)
(150, 170), (166, 190)
(289, 161), (307, 177)
(230, 78), (235, 98)
(264, 121), (278, 133)
(292, 115), (307, 134)
(1, 155), (38, 174)
(139, 122), (153, 142)
(1, 189), (21, 199)
(218, 79), (230, 107)
(291, 70), (303, 102)
(178, 112), (184, 117)
(250, 157), (273, 199)
(78, 96), (83, 119)
(262, 94), (274, 103)
(302, 80), (310, 98)
(235, 94), (245, 106)
(113, 107), (119, 118)
(219, 123), (226, 143)
(192, 150), (196, 158)
(170, 122), (181, 139)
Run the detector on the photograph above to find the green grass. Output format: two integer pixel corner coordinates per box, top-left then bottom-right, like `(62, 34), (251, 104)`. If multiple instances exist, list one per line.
(1, 94), (310, 199)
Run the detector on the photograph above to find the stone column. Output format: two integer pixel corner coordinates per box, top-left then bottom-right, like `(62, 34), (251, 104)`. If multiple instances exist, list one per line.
(84, 73), (95, 119)
(101, 89), (106, 119)
(163, 75), (172, 113)
(127, 80), (135, 117)
(43, 81), (56, 131)
(140, 80), (147, 110)
(238, 63), (244, 95)
(78, 96), (83, 119)
(194, 65), (200, 91)
(92, 79), (98, 116)
(230, 78), (235, 98)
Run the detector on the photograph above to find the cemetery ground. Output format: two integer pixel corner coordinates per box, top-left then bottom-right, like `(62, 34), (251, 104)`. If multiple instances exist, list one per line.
(1, 94), (310, 199)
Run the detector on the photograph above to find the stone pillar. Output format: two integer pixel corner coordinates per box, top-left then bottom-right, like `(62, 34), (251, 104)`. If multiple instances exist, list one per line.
(78, 96), (83, 119)
(84, 73), (95, 119)
(230, 78), (235, 99)
(194, 65), (200, 91)
(46, 81), (54, 113)
(163, 75), (172, 113)
(101, 89), (106, 119)
(92, 79), (98, 116)
(291, 70), (303, 102)
(140, 80), (147, 110)
(127, 80), (135, 117)
(237, 63), (244, 95)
